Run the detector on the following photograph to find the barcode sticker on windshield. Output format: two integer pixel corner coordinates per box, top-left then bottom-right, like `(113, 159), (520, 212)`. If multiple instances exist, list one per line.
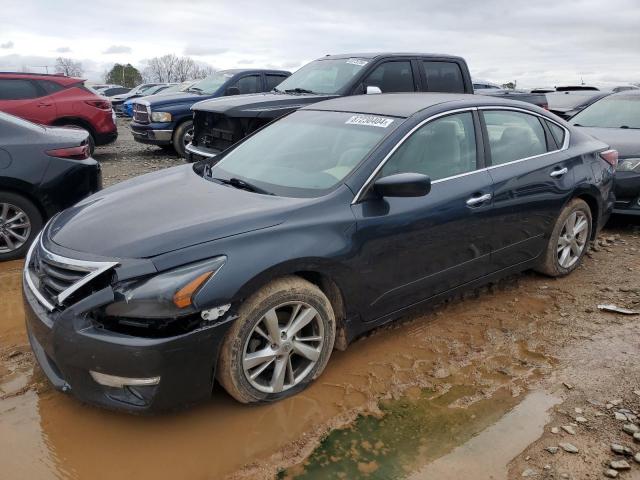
(346, 58), (368, 67)
(346, 115), (394, 128)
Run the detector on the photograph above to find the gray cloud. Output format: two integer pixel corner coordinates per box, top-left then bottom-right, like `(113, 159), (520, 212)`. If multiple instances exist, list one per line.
(1, 41), (13, 49)
(103, 45), (132, 54)
(56, 46), (71, 53)
(183, 45), (228, 56)
(0, 0), (638, 86)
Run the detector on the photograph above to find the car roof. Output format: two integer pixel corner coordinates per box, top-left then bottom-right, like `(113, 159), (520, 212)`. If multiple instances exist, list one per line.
(302, 93), (535, 118)
(0, 72), (82, 86)
(317, 52), (465, 62)
(218, 68), (290, 75)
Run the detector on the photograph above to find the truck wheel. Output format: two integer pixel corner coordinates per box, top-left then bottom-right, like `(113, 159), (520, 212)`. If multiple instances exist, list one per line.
(173, 120), (193, 159)
(535, 199), (592, 277)
(0, 192), (43, 261)
(217, 276), (336, 404)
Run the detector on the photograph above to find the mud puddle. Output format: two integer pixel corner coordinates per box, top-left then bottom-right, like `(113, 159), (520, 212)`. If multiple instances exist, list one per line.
(280, 387), (559, 479)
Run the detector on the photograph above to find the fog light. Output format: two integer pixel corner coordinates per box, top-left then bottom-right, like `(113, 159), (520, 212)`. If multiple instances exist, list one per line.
(90, 371), (160, 388)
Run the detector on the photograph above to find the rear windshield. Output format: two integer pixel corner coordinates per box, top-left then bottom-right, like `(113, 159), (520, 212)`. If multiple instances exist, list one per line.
(0, 111), (45, 131)
(571, 95), (640, 129)
(546, 91), (605, 111)
(207, 110), (400, 197)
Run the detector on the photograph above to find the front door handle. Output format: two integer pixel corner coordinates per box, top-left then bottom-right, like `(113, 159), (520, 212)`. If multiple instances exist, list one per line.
(466, 193), (492, 206)
(550, 167), (568, 178)
(37, 102), (52, 107)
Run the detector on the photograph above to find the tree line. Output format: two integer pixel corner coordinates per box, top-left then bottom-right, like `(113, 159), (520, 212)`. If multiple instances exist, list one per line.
(52, 55), (216, 88)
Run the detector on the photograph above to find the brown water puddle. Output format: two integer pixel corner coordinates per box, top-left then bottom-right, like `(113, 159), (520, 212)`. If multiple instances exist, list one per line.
(0, 261), (557, 480)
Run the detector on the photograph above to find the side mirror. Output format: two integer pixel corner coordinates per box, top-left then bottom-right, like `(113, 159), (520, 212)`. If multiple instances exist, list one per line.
(226, 86), (241, 96)
(366, 85), (382, 95)
(373, 173), (431, 198)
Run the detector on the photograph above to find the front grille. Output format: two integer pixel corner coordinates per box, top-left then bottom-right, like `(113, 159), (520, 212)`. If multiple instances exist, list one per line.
(24, 236), (118, 311)
(133, 103), (149, 123)
(192, 111), (240, 152)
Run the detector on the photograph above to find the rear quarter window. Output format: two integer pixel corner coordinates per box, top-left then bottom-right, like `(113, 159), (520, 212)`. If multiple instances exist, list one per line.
(39, 80), (65, 95)
(422, 61), (465, 93)
(546, 121), (566, 148)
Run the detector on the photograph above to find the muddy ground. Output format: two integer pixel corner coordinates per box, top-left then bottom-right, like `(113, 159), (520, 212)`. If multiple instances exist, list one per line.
(1, 120), (640, 480)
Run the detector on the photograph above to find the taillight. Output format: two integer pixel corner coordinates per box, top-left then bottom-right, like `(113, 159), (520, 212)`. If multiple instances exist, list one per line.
(85, 99), (111, 110)
(599, 149), (618, 167)
(46, 145), (90, 160)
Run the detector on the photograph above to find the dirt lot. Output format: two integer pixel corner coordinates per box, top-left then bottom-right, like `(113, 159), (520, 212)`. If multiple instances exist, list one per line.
(1, 120), (640, 480)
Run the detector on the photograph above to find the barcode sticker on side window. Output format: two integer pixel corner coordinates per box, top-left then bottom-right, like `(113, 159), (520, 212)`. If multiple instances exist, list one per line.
(345, 115), (394, 128)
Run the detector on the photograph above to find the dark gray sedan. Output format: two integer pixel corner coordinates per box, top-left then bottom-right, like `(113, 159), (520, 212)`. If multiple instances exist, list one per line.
(570, 90), (640, 216)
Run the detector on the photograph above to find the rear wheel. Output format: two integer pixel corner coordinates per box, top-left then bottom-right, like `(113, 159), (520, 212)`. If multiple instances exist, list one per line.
(217, 276), (336, 403)
(535, 198), (592, 277)
(0, 192), (43, 261)
(173, 120), (193, 159)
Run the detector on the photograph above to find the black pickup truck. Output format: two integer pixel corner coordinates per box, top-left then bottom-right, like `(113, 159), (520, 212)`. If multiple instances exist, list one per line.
(186, 52), (474, 161)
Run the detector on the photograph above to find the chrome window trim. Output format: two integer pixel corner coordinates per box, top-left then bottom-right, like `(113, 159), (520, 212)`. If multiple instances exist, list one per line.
(351, 105), (571, 204)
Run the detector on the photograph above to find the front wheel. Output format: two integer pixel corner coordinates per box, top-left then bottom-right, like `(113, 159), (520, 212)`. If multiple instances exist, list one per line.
(535, 198), (592, 277)
(217, 277), (336, 403)
(173, 120), (193, 159)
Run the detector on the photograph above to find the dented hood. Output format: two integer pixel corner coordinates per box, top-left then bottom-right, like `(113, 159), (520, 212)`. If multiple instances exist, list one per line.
(48, 165), (304, 259)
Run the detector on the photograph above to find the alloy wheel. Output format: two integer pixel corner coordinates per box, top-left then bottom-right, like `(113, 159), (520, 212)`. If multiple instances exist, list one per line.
(242, 301), (324, 394)
(183, 128), (194, 147)
(0, 203), (31, 254)
(557, 210), (589, 268)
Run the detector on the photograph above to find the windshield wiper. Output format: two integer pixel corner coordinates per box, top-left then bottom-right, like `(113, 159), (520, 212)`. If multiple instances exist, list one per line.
(213, 177), (273, 195)
(188, 87), (204, 94)
(284, 88), (315, 94)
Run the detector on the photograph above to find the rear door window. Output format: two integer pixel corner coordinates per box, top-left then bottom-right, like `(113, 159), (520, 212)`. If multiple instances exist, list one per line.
(265, 74), (287, 91)
(364, 61), (415, 93)
(234, 75), (261, 94)
(483, 110), (548, 165)
(422, 61), (465, 93)
(0, 79), (41, 100)
(39, 80), (64, 95)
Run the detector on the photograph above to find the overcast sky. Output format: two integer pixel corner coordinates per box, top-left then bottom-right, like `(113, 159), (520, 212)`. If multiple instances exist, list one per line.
(1, 0), (638, 88)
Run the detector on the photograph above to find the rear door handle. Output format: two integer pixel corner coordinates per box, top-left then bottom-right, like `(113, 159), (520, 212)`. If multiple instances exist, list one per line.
(466, 193), (492, 206)
(550, 167), (568, 178)
(37, 102), (52, 107)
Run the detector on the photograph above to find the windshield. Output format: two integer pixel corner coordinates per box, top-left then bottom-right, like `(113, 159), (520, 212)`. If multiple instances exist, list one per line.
(571, 95), (640, 128)
(189, 72), (233, 95)
(547, 91), (605, 111)
(274, 58), (370, 95)
(208, 110), (399, 197)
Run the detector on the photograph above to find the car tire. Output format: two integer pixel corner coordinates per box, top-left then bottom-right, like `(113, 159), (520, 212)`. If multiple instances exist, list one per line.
(0, 191), (43, 261)
(173, 120), (193, 159)
(217, 276), (336, 404)
(535, 198), (592, 277)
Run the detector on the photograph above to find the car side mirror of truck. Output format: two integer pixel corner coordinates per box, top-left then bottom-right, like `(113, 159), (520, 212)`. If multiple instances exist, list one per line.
(366, 85), (382, 95)
(226, 87), (241, 96)
(373, 173), (431, 198)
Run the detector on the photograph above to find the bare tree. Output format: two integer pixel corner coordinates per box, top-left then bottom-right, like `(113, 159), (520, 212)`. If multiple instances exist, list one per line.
(143, 54), (214, 82)
(55, 57), (83, 77)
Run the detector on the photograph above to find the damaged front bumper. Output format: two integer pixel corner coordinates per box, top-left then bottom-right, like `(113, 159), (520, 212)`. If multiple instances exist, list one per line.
(23, 273), (234, 414)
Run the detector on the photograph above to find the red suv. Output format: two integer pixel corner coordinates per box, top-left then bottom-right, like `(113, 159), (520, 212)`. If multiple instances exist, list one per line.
(0, 73), (117, 151)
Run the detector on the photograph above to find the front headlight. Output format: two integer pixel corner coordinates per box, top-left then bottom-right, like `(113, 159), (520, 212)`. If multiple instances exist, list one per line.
(106, 256), (226, 319)
(617, 158), (640, 172)
(150, 111), (172, 122)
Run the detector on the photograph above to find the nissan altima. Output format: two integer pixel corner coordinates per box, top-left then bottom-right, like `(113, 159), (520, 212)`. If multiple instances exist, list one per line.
(23, 93), (616, 412)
